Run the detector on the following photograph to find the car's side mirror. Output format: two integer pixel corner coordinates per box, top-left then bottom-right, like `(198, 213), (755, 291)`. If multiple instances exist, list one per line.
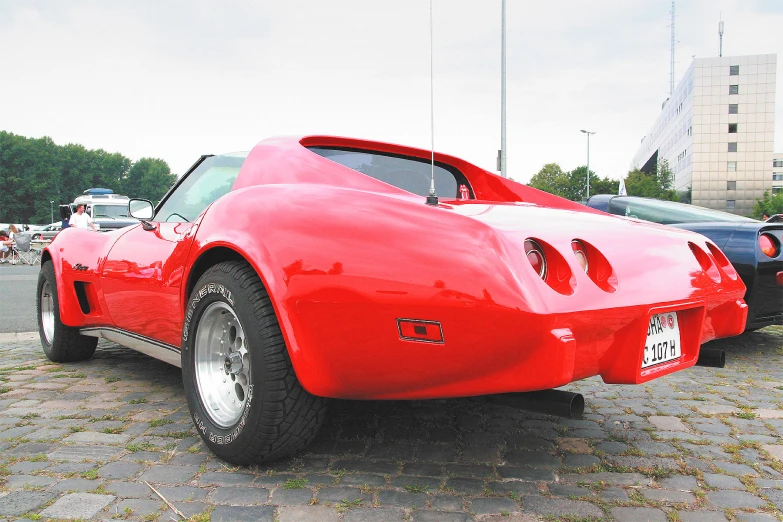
(129, 199), (154, 220)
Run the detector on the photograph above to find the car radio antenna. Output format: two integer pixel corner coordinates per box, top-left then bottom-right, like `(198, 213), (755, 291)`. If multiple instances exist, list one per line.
(426, 0), (439, 206)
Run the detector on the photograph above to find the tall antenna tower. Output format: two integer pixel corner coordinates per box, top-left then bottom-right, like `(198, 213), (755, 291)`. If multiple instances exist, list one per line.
(669, 0), (675, 97)
(719, 15), (724, 57)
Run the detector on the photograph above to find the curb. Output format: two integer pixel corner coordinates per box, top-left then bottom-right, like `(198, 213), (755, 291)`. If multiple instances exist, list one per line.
(0, 332), (39, 343)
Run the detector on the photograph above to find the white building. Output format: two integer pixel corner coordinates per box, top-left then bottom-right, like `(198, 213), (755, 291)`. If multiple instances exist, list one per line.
(774, 152), (783, 195)
(632, 54), (777, 215)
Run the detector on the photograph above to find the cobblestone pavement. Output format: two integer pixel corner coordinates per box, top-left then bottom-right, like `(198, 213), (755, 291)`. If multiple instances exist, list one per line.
(0, 328), (782, 521)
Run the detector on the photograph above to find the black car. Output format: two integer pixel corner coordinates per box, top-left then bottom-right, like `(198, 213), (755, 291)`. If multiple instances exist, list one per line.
(586, 195), (782, 331)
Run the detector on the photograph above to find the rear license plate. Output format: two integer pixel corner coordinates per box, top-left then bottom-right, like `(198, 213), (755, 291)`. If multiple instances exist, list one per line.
(642, 312), (681, 368)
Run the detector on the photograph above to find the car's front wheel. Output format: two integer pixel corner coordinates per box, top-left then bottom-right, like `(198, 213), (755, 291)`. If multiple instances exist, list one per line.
(182, 261), (327, 464)
(37, 261), (98, 362)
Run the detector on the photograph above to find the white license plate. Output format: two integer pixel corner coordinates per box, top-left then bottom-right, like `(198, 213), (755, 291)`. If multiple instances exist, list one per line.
(642, 312), (681, 368)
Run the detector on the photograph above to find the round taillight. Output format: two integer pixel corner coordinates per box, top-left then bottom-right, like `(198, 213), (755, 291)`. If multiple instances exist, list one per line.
(759, 233), (780, 258)
(525, 239), (547, 279)
(571, 240), (589, 273)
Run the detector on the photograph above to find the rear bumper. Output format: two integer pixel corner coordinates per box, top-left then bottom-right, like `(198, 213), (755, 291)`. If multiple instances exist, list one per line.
(297, 296), (748, 400)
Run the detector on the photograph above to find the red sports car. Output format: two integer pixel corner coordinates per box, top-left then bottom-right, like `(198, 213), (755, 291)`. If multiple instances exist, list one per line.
(37, 135), (748, 464)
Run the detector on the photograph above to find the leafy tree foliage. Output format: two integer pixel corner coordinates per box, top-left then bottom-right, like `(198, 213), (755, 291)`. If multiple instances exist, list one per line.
(528, 163), (619, 201)
(624, 160), (677, 201)
(123, 158), (176, 205)
(0, 131), (175, 224)
(751, 190), (783, 220)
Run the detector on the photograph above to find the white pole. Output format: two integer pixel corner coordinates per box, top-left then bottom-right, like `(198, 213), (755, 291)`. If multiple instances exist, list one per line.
(500, 0), (507, 178)
(581, 130), (596, 200)
(586, 133), (590, 199)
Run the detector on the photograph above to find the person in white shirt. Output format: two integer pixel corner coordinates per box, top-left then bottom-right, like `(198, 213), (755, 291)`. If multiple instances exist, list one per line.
(69, 204), (97, 231)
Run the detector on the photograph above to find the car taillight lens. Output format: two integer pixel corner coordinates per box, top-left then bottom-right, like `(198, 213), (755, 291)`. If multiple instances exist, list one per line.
(525, 239), (547, 279)
(571, 240), (588, 273)
(759, 233), (780, 258)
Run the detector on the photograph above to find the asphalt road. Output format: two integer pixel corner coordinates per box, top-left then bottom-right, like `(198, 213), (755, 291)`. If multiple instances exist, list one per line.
(0, 264), (40, 333)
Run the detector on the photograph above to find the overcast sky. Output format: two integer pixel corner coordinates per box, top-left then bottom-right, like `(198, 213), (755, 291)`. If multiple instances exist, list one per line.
(1, 0), (781, 183)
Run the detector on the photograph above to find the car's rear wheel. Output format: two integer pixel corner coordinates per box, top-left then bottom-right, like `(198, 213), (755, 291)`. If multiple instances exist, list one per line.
(182, 261), (327, 464)
(32, 233), (42, 240)
(37, 261), (98, 362)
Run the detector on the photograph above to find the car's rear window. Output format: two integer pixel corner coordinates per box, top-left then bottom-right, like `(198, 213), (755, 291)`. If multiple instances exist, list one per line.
(308, 147), (470, 199)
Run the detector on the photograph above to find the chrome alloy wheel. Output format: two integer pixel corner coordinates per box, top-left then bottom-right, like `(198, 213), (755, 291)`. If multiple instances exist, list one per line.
(194, 302), (251, 428)
(40, 279), (55, 344)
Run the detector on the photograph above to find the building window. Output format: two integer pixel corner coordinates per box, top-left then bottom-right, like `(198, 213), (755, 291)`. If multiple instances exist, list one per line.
(773, 174), (783, 181)
(773, 187), (783, 195)
(728, 123), (738, 133)
(729, 85), (739, 95)
(728, 161), (737, 172)
(726, 200), (736, 209)
(728, 104), (738, 114)
(730, 65), (739, 75)
(727, 181), (736, 190)
(774, 160), (783, 168)
(728, 142), (737, 152)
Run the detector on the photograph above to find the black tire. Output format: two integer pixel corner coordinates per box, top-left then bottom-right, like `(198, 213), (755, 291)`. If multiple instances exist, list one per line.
(37, 261), (98, 362)
(32, 233), (42, 240)
(182, 261), (327, 464)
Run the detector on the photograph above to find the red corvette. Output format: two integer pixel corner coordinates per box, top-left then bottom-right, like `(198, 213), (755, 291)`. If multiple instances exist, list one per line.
(37, 135), (747, 464)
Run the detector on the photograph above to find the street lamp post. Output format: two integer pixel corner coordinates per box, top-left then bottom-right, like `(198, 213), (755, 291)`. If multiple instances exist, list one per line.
(580, 130), (596, 199)
(50, 201), (54, 224)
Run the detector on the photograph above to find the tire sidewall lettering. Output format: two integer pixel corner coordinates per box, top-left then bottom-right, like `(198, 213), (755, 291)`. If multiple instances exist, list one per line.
(182, 282), (234, 345)
(183, 275), (251, 450)
(194, 384), (254, 445)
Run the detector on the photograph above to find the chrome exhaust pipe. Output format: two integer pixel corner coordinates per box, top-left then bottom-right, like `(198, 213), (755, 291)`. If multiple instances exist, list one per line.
(696, 347), (725, 368)
(472, 389), (584, 419)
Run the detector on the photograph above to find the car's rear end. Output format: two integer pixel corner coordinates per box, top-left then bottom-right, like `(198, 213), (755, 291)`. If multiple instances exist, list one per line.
(680, 221), (783, 330)
(447, 202), (747, 391)
(246, 188), (749, 400)
(743, 222), (782, 328)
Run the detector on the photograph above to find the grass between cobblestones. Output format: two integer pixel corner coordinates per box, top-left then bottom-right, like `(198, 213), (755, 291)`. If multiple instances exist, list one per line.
(0, 326), (781, 520)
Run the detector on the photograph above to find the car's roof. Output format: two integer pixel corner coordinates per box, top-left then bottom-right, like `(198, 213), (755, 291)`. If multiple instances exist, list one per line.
(587, 194), (758, 225)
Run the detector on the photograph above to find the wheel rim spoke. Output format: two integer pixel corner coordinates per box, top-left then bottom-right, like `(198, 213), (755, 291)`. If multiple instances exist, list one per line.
(194, 302), (251, 428)
(40, 280), (55, 344)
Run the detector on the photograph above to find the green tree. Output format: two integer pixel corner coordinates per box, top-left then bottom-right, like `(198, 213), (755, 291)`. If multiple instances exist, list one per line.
(529, 163), (621, 201)
(0, 131), (172, 224)
(751, 190), (783, 219)
(123, 158), (176, 203)
(591, 176), (620, 196)
(624, 160), (677, 201)
(569, 166), (619, 201)
(528, 163), (573, 199)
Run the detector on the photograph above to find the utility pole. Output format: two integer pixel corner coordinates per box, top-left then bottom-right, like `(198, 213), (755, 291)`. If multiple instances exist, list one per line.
(580, 130), (596, 200)
(499, 0), (507, 177)
(719, 16), (724, 57)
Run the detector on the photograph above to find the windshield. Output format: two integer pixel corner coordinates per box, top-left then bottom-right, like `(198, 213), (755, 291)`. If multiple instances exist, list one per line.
(154, 152), (248, 223)
(608, 197), (758, 224)
(92, 205), (130, 219)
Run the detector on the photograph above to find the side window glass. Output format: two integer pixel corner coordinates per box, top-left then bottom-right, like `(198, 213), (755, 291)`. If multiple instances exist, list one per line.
(308, 147), (470, 199)
(154, 153), (247, 223)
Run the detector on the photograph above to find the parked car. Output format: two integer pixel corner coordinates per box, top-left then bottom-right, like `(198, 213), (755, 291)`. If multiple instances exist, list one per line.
(38, 136), (747, 464)
(586, 195), (782, 330)
(28, 223), (62, 241)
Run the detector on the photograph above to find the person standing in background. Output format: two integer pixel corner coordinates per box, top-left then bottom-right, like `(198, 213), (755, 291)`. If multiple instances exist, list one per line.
(69, 204), (97, 231)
